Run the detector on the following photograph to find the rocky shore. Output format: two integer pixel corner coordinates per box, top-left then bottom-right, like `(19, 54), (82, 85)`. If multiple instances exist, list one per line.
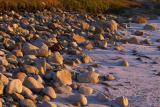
(0, 9), (160, 107)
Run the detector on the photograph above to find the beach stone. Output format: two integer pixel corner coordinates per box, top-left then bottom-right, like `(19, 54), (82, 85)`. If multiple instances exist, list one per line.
(121, 60), (129, 67)
(52, 52), (63, 65)
(34, 75), (44, 84)
(0, 101), (2, 107)
(35, 58), (46, 75)
(0, 74), (9, 85)
(85, 42), (93, 50)
(20, 99), (36, 107)
(0, 81), (4, 95)
(42, 95), (51, 101)
(109, 20), (119, 32)
(81, 21), (90, 30)
(134, 16), (148, 24)
(79, 86), (93, 95)
(43, 87), (56, 99)
(144, 24), (157, 30)
(0, 57), (9, 66)
(13, 50), (23, 57)
(114, 96), (129, 107)
(115, 45), (124, 51)
(69, 94), (87, 106)
(23, 43), (39, 55)
(73, 34), (86, 44)
(96, 34), (104, 41)
(22, 86), (35, 100)
(38, 101), (57, 107)
(12, 93), (24, 101)
(0, 65), (6, 73)
(82, 55), (92, 64)
(127, 37), (140, 44)
(135, 30), (144, 36)
(96, 93), (108, 101)
(23, 77), (44, 92)
(98, 41), (108, 49)
(56, 70), (72, 86)
(77, 71), (99, 84)
(23, 65), (39, 74)
(56, 86), (72, 94)
(37, 43), (49, 57)
(6, 79), (22, 94)
(106, 74), (116, 81)
(16, 72), (27, 83)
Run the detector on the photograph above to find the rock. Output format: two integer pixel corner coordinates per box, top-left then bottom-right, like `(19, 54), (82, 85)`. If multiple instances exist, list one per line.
(12, 93), (24, 101)
(96, 93), (108, 101)
(43, 87), (56, 99)
(81, 21), (90, 30)
(22, 86), (35, 100)
(85, 42), (93, 50)
(13, 50), (23, 57)
(98, 41), (108, 49)
(106, 74), (116, 81)
(73, 34), (86, 44)
(6, 79), (22, 94)
(33, 41), (49, 57)
(20, 99), (36, 107)
(77, 71), (99, 84)
(121, 60), (129, 67)
(35, 58), (46, 75)
(38, 101), (57, 107)
(135, 30), (144, 36)
(97, 34), (105, 41)
(82, 55), (92, 64)
(23, 77), (44, 92)
(56, 86), (72, 94)
(0, 101), (2, 107)
(134, 16), (148, 24)
(114, 96), (129, 107)
(56, 70), (72, 86)
(69, 94), (87, 106)
(34, 75), (44, 84)
(23, 43), (39, 55)
(142, 39), (151, 45)
(127, 37), (140, 44)
(0, 74), (9, 85)
(0, 81), (4, 95)
(115, 45), (124, 51)
(144, 24), (157, 30)
(42, 95), (51, 101)
(109, 20), (119, 32)
(0, 57), (9, 66)
(23, 65), (39, 74)
(16, 72), (27, 83)
(0, 65), (6, 73)
(52, 52), (63, 65)
(79, 86), (93, 95)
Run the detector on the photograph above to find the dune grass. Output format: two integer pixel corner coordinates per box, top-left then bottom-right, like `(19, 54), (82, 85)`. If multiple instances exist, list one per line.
(0, 0), (139, 12)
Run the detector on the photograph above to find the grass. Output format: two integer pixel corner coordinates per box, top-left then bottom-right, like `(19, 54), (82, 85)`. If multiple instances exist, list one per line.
(0, 0), (139, 12)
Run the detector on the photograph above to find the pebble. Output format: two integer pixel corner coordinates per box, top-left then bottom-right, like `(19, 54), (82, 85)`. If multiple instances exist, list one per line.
(79, 86), (93, 95)
(38, 101), (57, 107)
(6, 79), (22, 94)
(23, 77), (44, 92)
(20, 99), (36, 107)
(77, 71), (99, 84)
(43, 87), (57, 99)
(69, 94), (88, 106)
(0, 81), (4, 95)
(56, 70), (72, 86)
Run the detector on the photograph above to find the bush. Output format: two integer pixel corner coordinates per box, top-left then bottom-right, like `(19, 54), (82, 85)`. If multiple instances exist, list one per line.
(0, 0), (139, 12)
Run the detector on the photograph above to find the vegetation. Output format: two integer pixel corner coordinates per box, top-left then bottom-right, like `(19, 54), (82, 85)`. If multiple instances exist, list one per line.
(0, 0), (139, 12)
